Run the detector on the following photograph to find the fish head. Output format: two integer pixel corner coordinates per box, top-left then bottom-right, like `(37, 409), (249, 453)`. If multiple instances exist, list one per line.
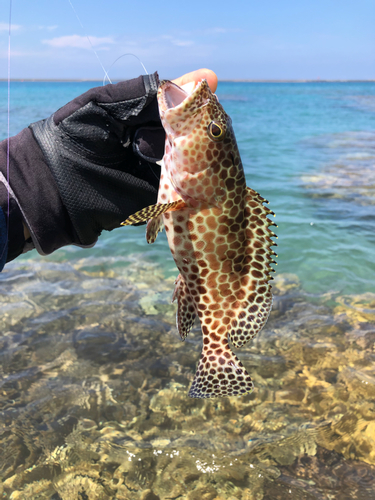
(158, 79), (238, 205)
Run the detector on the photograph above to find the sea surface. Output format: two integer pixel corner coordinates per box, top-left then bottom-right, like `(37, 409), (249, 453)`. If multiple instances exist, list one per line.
(0, 81), (375, 499)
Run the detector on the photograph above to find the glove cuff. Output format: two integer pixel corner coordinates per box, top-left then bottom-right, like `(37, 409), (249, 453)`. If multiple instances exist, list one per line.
(0, 128), (82, 257)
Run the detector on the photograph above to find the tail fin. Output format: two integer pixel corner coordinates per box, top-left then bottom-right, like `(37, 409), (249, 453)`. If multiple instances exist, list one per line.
(188, 345), (254, 399)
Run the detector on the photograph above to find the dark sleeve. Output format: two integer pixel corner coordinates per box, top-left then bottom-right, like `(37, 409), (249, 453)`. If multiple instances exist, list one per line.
(0, 170), (38, 264)
(0, 129), (79, 259)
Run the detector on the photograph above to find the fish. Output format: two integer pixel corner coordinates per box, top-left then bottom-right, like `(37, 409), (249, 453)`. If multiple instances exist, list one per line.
(122, 79), (277, 398)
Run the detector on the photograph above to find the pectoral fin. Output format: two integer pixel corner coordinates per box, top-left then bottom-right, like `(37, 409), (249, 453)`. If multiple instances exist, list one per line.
(121, 200), (186, 226)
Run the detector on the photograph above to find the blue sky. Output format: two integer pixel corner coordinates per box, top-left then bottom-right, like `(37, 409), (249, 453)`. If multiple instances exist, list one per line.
(0, 0), (374, 80)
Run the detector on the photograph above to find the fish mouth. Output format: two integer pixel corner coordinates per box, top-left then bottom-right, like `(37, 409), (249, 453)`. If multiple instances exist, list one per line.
(159, 81), (189, 110)
(158, 79), (208, 113)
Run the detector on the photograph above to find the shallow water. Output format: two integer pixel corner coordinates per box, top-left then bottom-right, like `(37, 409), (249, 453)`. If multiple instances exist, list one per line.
(1, 81), (375, 499)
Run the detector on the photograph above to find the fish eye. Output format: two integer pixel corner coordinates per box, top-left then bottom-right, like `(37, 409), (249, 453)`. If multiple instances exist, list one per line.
(208, 121), (225, 140)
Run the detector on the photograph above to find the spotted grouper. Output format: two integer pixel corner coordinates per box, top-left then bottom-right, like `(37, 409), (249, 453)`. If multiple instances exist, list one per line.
(122, 79), (277, 398)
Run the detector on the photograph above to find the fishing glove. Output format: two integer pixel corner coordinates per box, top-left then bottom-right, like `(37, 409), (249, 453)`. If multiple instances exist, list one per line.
(0, 72), (165, 261)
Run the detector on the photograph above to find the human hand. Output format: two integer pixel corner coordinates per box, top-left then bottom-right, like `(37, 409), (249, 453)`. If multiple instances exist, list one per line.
(172, 68), (218, 93)
(12, 69), (218, 257)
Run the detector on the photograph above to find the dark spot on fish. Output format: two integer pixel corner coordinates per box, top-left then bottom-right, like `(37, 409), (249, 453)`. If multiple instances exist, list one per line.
(210, 332), (220, 342)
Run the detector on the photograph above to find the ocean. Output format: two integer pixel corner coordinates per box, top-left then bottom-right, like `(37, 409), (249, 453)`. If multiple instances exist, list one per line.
(1, 81), (375, 498)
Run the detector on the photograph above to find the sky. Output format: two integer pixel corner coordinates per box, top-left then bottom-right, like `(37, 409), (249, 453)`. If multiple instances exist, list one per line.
(0, 0), (374, 81)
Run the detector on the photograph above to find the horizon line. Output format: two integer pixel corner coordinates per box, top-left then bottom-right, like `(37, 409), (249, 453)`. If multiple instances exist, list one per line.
(0, 78), (374, 83)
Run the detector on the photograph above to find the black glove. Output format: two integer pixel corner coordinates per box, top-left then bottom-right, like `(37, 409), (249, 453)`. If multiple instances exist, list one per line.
(0, 72), (165, 261)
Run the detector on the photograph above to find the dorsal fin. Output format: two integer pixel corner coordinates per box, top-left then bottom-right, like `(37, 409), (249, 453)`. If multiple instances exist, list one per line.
(228, 187), (276, 349)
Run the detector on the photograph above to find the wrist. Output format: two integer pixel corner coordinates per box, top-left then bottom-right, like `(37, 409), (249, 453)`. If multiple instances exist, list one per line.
(0, 128), (81, 257)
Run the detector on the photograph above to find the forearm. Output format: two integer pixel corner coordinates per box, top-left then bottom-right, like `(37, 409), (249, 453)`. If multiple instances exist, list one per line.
(0, 128), (81, 263)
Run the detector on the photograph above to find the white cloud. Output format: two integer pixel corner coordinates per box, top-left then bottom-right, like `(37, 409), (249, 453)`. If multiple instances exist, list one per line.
(0, 22), (21, 32)
(150, 34), (194, 47)
(0, 49), (28, 58)
(42, 34), (115, 49)
(38, 25), (58, 32)
(172, 40), (194, 47)
(203, 27), (243, 35)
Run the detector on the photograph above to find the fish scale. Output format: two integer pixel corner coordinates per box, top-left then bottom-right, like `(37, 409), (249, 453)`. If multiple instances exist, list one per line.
(123, 79), (277, 398)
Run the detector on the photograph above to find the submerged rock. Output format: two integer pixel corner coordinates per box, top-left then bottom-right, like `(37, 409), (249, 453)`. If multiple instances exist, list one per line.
(301, 131), (375, 206)
(1, 261), (375, 498)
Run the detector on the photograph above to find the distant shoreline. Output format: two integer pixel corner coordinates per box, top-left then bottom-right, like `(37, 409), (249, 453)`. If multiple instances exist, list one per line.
(1, 78), (374, 83)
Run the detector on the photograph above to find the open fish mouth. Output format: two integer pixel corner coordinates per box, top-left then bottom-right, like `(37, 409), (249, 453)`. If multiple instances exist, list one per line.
(158, 79), (207, 113)
(159, 81), (188, 110)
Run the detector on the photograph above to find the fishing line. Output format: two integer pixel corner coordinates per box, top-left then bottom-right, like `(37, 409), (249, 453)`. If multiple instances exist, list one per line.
(67, 1), (148, 85)
(103, 53), (148, 86)
(67, 0), (112, 83)
(147, 161), (161, 183)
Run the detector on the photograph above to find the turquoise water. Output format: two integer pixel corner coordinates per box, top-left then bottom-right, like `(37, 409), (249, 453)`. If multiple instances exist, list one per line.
(1, 81), (375, 498)
(2, 81), (374, 296)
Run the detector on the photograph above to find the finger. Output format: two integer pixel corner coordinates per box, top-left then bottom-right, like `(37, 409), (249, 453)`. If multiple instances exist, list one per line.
(172, 68), (218, 93)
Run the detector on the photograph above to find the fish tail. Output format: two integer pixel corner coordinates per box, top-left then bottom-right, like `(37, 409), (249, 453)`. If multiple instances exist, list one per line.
(188, 342), (254, 399)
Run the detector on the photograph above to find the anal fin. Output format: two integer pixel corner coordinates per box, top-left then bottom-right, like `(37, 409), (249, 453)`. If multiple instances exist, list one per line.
(121, 199), (186, 226)
(172, 274), (196, 340)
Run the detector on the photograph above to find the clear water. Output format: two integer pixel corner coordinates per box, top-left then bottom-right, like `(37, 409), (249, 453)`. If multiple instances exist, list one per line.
(1, 81), (375, 499)
(2, 81), (374, 297)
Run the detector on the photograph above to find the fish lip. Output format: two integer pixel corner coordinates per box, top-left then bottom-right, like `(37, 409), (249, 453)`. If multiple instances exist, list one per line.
(159, 79), (207, 113)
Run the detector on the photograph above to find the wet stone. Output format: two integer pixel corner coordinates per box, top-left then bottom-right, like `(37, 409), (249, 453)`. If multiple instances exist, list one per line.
(2, 261), (375, 499)
(148, 358), (171, 378)
(140, 490), (161, 500)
